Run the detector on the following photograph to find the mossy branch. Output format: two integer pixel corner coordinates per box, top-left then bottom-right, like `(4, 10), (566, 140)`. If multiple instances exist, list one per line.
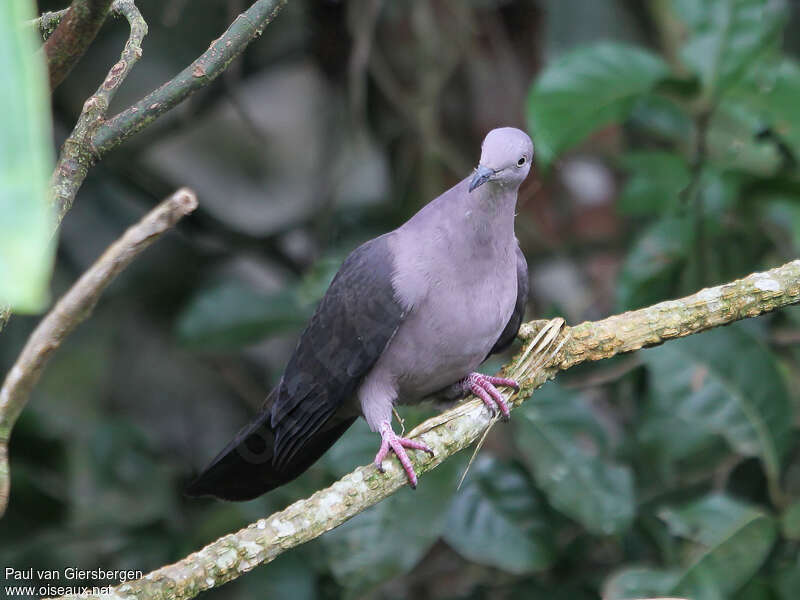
(48, 259), (800, 600)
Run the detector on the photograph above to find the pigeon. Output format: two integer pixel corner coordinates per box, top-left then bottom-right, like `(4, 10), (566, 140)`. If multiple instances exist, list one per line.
(186, 127), (533, 500)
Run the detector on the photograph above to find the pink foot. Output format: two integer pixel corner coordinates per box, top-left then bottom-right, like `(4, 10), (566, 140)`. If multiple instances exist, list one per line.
(374, 421), (434, 489)
(462, 373), (519, 420)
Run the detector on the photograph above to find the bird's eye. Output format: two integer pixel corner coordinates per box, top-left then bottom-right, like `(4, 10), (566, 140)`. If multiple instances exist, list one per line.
(517, 156), (527, 167)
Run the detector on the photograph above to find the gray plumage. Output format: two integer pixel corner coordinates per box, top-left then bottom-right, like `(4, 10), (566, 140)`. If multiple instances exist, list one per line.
(187, 127), (533, 500)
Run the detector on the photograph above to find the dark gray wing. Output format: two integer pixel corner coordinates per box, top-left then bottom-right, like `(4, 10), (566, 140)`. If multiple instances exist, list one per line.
(488, 242), (528, 356)
(270, 233), (407, 469)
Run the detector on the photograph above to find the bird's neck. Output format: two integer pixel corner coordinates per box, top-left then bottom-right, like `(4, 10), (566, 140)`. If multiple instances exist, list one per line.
(462, 182), (518, 244)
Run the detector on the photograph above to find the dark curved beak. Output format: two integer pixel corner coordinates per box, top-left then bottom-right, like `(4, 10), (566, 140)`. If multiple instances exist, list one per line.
(469, 164), (494, 192)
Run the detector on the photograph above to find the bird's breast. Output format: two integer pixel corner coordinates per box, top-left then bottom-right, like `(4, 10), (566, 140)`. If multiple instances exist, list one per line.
(381, 240), (518, 401)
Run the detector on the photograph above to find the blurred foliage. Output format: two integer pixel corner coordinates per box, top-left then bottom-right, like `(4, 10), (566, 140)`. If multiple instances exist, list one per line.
(2, 0), (800, 599)
(0, 0), (55, 311)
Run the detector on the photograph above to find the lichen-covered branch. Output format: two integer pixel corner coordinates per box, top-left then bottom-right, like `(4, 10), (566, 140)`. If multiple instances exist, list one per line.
(90, 0), (288, 158)
(50, 0), (148, 225)
(0, 308), (9, 336)
(0, 188), (198, 517)
(33, 8), (70, 40)
(43, 0), (114, 90)
(50, 259), (800, 600)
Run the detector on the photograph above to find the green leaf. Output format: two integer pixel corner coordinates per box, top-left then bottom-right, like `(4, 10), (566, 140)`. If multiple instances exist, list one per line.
(660, 494), (777, 599)
(672, 0), (787, 99)
(320, 453), (464, 598)
(605, 495), (777, 600)
(627, 94), (693, 144)
(780, 500), (800, 540)
(616, 216), (692, 311)
(513, 383), (635, 535)
(175, 282), (309, 349)
(0, 0), (56, 311)
(642, 325), (793, 490)
(618, 151), (690, 215)
(730, 57), (800, 160)
(443, 456), (555, 574)
(707, 99), (781, 175)
(603, 566), (682, 600)
(176, 254), (343, 349)
(775, 559), (800, 600)
(526, 42), (669, 168)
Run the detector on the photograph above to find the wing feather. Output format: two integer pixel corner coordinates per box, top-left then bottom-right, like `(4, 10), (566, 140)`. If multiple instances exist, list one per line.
(271, 234), (406, 468)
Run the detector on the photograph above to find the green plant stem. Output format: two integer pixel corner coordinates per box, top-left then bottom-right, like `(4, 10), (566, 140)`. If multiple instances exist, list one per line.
(48, 259), (800, 600)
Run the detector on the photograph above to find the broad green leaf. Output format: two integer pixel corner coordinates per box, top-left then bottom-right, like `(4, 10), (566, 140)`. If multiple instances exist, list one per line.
(643, 325), (793, 489)
(730, 57), (800, 160)
(775, 559), (800, 600)
(603, 566), (681, 600)
(176, 282), (309, 349)
(671, 0), (787, 98)
(443, 456), (555, 574)
(320, 453), (464, 598)
(780, 500), (800, 540)
(707, 99), (781, 175)
(0, 0), (56, 311)
(627, 94), (693, 143)
(660, 494), (777, 599)
(526, 42), (669, 167)
(176, 254), (342, 349)
(616, 216), (692, 311)
(735, 579), (778, 600)
(605, 495), (776, 600)
(618, 151), (690, 215)
(513, 383), (635, 535)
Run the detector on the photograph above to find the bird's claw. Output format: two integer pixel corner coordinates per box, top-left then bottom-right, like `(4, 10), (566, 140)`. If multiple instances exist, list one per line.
(463, 373), (518, 420)
(374, 421), (434, 488)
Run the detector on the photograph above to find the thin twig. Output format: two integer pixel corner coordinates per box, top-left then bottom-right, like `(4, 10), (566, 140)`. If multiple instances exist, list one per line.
(0, 188), (198, 517)
(50, 0), (148, 226)
(90, 0), (289, 159)
(43, 0), (115, 90)
(49, 259), (800, 600)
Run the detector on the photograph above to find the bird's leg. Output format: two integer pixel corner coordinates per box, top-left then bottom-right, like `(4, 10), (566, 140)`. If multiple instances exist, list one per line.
(461, 373), (519, 420)
(374, 421), (434, 489)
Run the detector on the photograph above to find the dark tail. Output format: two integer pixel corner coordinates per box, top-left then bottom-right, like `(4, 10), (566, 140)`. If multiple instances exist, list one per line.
(186, 391), (356, 501)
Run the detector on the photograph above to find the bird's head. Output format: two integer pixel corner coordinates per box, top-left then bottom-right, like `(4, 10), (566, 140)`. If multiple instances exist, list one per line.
(469, 127), (534, 193)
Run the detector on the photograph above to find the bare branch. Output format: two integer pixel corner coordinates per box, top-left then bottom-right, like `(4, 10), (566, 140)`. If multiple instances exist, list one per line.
(49, 259), (800, 600)
(43, 0), (115, 90)
(0, 188), (198, 517)
(51, 0), (148, 225)
(90, 0), (288, 159)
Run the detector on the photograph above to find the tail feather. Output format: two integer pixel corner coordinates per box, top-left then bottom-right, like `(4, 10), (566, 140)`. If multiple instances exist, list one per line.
(186, 397), (356, 501)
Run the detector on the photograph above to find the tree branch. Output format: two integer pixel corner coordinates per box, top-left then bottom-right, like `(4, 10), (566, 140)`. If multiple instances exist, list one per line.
(0, 0), (288, 336)
(0, 188), (198, 517)
(50, 259), (800, 600)
(50, 0), (148, 226)
(89, 0), (288, 159)
(43, 0), (115, 90)
(0, 1), (146, 338)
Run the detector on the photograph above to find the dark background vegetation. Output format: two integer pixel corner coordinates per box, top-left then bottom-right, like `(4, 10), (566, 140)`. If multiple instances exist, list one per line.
(3, 0), (800, 598)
